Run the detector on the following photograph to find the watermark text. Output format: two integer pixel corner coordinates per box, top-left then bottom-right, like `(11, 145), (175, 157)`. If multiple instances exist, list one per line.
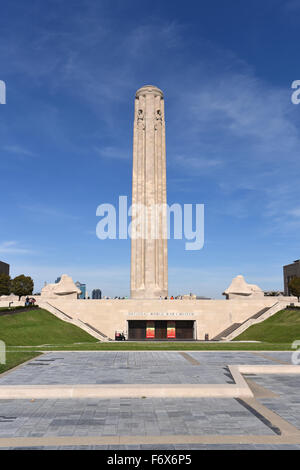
(0, 80), (6, 104)
(96, 196), (204, 251)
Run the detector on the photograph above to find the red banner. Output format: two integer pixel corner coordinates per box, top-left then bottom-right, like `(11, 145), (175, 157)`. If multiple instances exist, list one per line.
(146, 321), (155, 339)
(167, 321), (176, 339)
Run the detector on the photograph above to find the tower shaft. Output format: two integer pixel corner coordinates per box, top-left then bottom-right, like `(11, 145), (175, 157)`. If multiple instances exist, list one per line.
(130, 85), (168, 299)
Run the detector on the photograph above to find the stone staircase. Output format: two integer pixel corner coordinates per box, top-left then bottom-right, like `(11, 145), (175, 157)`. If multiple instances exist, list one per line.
(212, 303), (282, 341)
(76, 319), (111, 341)
(40, 302), (111, 342)
(226, 302), (282, 341)
(212, 323), (242, 341)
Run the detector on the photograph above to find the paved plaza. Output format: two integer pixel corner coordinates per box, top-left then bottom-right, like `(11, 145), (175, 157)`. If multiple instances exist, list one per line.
(0, 351), (300, 449)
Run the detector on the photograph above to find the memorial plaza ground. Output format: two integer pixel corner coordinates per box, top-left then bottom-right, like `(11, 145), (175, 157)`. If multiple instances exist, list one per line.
(0, 351), (300, 450)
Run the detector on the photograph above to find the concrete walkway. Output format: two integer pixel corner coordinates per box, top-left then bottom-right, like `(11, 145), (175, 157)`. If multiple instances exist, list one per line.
(0, 351), (299, 449)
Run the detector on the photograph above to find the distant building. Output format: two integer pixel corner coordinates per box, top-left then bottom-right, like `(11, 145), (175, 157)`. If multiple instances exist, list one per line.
(75, 281), (86, 299)
(0, 261), (9, 276)
(264, 291), (284, 297)
(92, 289), (102, 299)
(283, 260), (300, 295)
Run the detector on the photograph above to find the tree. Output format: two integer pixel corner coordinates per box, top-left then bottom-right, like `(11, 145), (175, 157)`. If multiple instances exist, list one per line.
(288, 277), (300, 302)
(11, 275), (34, 300)
(0, 273), (11, 296)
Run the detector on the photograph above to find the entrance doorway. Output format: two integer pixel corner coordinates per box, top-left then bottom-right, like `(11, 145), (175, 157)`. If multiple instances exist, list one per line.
(128, 320), (195, 340)
(127, 320), (146, 340)
(176, 321), (195, 339)
(155, 321), (167, 339)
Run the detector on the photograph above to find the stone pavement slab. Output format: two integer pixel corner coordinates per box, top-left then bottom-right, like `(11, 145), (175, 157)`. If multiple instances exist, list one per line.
(0, 397), (274, 438)
(0, 351), (299, 450)
(0, 352), (235, 385)
(250, 374), (300, 430)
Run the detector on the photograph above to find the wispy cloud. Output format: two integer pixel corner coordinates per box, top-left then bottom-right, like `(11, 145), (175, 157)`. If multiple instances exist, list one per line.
(3, 145), (35, 157)
(94, 146), (130, 160)
(165, 56), (300, 226)
(182, 74), (299, 164)
(20, 204), (79, 220)
(175, 155), (222, 172)
(287, 208), (300, 217)
(284, 0), (300, 12)
(0, 241), (33, 255)
(123, 21), (183, 58)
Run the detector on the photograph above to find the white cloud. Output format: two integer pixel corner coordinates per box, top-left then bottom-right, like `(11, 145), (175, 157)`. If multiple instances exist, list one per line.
(20, 204), (79, 220)
(284, 0), (300, 12)
(3, 145), (35, 157)
(0, 241), (33, 255)
(175, 155), (222, 172)
(184, 74), (299, 163)
(167, 63), (300, 227)
(287, 208), (300, 217)
(94, 146), (130, 160)
(123, 21), (183, 58)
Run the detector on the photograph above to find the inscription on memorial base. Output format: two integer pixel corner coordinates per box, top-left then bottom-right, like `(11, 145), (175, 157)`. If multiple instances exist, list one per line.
(128, 312), (195, 317)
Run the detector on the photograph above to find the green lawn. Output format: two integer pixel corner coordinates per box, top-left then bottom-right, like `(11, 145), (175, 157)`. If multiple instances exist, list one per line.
(0, 351), (41, 375)
(0, 306), (39, 312)
(8, 341), (293, 351)
(0, 306), (22, 311)
(0, 308), (98, 346)
(0, 309), (98, 372)
(234, 308), (300, 343)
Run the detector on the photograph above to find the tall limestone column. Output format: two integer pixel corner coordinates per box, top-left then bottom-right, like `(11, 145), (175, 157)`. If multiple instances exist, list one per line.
(130, 85), (168, 299)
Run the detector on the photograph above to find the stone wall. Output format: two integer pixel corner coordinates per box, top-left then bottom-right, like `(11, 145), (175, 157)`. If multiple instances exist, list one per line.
(37, 297), (297, 340)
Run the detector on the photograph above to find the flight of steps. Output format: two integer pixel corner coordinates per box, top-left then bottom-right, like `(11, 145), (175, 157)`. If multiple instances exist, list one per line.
(40, 302), (112, 342)
(212, 304), (279, 341)
(212, 323), (242, 341)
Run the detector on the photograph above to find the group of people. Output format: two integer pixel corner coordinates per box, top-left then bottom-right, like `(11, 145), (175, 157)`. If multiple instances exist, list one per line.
(25, 297), (36, 307)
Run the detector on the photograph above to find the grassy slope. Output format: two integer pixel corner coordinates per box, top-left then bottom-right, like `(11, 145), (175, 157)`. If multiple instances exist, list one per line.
(0, 308), (98, 346)
(0, 308), (98, 373)
(234, 309), (300, 343)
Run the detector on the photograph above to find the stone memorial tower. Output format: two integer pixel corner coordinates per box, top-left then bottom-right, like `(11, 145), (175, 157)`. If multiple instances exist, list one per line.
(130, 85), (168, 299)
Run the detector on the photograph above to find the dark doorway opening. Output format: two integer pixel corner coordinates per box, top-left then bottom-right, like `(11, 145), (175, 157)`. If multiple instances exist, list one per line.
(128, 320), (146, 340)
(176, 320), (194, 339)
(155, 320), (167, 339)
(128, 320), (195, 340)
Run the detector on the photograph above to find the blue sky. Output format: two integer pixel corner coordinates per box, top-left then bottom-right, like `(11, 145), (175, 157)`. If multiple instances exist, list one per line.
(0, 0), (300, 298)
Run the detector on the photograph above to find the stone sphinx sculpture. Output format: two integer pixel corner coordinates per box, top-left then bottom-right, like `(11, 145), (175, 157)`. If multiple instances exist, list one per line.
(41, 274), (81, 299)
(223, 275), (264, 299)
